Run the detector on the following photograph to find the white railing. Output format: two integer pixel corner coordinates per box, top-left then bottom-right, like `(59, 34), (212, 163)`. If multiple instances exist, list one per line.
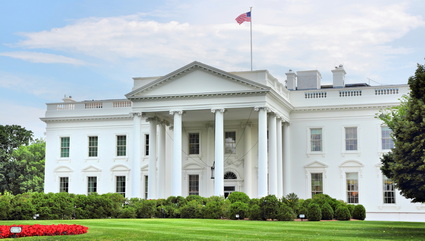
(56, 103), (75, 110)
(305, 92), (327, 99)
(113, 101), (132, 108)
(339, 90), (362, 97)
(85, 102), (103, 109)
(375, 88), (399, 95)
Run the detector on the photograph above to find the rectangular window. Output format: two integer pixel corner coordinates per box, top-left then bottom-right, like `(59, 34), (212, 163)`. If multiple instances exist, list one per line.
(88, 136), (98, 157)
(60, 137), (70, 158)
(345, 127), (358, 151)
(116, 135), (127, 156)
(145, 134), (149, 156)
(144, 175), (148, 199)
(383, 176), (396, 204)
(59, 177), (69, 193)
(116, 176), (126, 197)
(381, 126), (394, 150)
(311, 173), (323, 197)
(189, 133), (200, 155)
(310, 128), (322, 152)
(87, 176), (97, 194)
(188, 175), (199, 195)
(346, 172), (359, 203)
(225, 131), (236, 154)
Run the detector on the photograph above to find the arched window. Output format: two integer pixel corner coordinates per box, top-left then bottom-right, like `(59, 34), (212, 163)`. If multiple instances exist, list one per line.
(224, 171), (237, 179)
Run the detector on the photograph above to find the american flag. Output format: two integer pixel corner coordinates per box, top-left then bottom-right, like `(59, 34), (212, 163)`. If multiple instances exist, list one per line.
(235, 11), (251, 24)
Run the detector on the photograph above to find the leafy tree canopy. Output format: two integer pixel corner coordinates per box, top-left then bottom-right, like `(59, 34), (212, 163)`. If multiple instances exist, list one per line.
(379, 63), (425, 202)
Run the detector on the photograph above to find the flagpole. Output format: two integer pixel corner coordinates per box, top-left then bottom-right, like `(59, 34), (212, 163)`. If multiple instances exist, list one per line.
(250, 7), (253, 71)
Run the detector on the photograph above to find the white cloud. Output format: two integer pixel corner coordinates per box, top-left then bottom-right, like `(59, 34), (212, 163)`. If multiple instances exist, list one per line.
(0, 51), (85, 65)
(9, 1), (425, 82)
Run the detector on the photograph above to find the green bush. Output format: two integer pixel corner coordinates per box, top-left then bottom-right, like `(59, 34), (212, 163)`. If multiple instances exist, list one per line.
(118, 206), (137, 218)
(132, 199), (157, 218)
(321, 202), (334, 220)
(335, 205), (351, 221)
(248, 204), (262, 220)
(282, 193), (300, 214)
(260, 195), (279, 220)
(312, 194), (338, 211)
(352, 205), (366, 220)
(186, 195), (205, 204)
(228, 201), (249, 220)
(9, 193), (36, 220)
(276, 203), (296, 221)
(227, 192), (250, 204)
(203, 201), (224, 219)
(307, 203), (321, 221)
(347, 204), (355, 217)
(180, 200), (203, 218)
(0, 193), (12, 220)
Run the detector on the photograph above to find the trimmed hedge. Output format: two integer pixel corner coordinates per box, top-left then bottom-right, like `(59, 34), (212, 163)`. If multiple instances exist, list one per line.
(0, 192), (365, 221)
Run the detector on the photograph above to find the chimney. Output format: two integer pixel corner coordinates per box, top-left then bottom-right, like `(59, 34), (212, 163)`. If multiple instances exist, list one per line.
(332, 64), (346, 88)
(285, 70), (297, 90)
(296, 70), (321, 90)
(62, 95), (75, 103)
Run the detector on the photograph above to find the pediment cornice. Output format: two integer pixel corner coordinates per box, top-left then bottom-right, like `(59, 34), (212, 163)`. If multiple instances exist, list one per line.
(40, 114), (132, 123)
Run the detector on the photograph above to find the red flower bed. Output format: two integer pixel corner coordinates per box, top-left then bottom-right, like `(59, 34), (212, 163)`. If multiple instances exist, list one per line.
(0, 224), (88, 239)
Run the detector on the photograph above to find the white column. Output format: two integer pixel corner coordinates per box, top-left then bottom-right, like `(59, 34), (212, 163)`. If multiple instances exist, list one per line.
(147, 119), (157, 199)
(243, 123), (253, 197)
(157, 123), (166, 198)
(268, 113), (278, 196)
(131, 112), (142, 198)
(283, 122), (291, 195)
(256, 107), (268, 198)
(207, 124), (215, 196)
(212, 108), (225, 197)
(276, 118), (283, 197)
(170, 111), (183, 196)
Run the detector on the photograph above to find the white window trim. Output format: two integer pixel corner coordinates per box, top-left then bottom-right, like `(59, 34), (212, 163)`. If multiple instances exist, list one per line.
(187, 131), (202, 156)
(307, 126), (325, 156)
(224, 129), (238, 155)
(304, 161), (327, 197)
(115, 134), (128, 158)
(59, 136), (71, 160)
(339, 161), (363, 203)
(342, 126), (360, 154)
(87, 135), (100, 160)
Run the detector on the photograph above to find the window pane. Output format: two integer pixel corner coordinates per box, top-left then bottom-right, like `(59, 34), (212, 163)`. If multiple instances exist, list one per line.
(60, 137), (70, 158)
(381, 126), (394, 150)
(383, 176), (396, 204)
(88, 176), (97, 194)
(345, 127), (358, 151)
(59, 177), (69, 193)
(188, 175), (199, 195)
(346, 172), (359, 203)
(145, 134), (149, 156)
(311, 173), (323, 197)
(225, 131), (236, 154)
(144, 175), (148, 199)
(116, 176), (126, 197)
(310, 128), (322, 152)
(189, 133), (200, 155)
(88, 136), (98, 157)
(116, 135), (127, 156)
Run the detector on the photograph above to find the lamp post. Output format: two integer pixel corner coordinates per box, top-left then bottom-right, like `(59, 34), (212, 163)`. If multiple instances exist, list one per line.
(211, 161), (215, 179)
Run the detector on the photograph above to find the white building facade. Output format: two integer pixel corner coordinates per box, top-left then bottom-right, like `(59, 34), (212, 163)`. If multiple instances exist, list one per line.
(42, 61), (425, 221)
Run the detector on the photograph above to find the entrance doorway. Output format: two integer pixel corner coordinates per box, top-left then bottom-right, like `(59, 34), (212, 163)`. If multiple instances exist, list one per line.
(224, 186), (235, 198)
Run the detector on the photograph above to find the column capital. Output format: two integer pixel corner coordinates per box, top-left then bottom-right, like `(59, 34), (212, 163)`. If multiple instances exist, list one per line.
(211, 108), (226, 113)
(254, 106), (269, 112)
(169, 110), (184, 115)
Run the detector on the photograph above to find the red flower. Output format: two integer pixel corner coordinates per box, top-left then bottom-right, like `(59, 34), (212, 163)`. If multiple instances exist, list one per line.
(0, 224), (88, 239)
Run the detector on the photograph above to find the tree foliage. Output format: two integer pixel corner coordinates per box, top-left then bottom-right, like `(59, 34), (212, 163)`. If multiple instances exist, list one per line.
(378, 63), (425, 202)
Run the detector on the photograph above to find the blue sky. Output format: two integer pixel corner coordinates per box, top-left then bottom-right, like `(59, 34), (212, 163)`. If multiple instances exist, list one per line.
(1, 0), (424, 138)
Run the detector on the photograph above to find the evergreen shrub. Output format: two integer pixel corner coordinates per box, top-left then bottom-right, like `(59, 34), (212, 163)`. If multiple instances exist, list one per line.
(335, 205), (351, 220)
(228, 201), (249, 220)
(307, 203), (321, 221)
(352, 204), (366, 220)
(227, 192), (250, 204)
(260, 195), (279, 220)
(321, 202), (334, 220)
(276, 203), (296, 221)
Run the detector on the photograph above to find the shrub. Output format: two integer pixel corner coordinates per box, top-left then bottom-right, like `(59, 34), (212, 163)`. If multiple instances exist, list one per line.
(203, 201), (224, 219)
(352, 205), (366, 220)
(186, 195), (205, 204)
(282, 193), (300, 214)
(335, 205), (351, 221)
(248, 204), (262, 220)
(133, 199), (157, 218)
(312, 194), (338, 210)
(347, 204), (355, 217)
(307, 203), (321, 221)
(227, 192), (250, 204)
(9, 193), (37, 220)
(228, 201), (249, 220)
(260, 195), (279, 220)
(179, 200), (203, 218)
(0, 193), (12, 220)
(321, 202), (334, 220)
(117, 206), (137, 218)
(276, 203), (296, 221)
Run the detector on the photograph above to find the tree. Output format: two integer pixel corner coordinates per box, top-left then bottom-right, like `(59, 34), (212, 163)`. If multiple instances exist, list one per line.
(379, 63), (425, 202)
(0, 125), (35, 194)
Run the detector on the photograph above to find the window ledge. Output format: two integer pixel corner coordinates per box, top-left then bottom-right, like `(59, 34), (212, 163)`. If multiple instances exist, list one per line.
(378, 205), (401, 210)
(114, 157), (128, 162)
(57, 158), (71, 162)
(306, 152), (326, 157)
(85, 158), (99, 162)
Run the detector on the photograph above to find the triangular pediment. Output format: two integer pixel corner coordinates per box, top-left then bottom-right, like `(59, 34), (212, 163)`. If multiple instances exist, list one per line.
(126, 61), (269, 100)
(304, 161), (328, 169)
(82, 165), (102, 172)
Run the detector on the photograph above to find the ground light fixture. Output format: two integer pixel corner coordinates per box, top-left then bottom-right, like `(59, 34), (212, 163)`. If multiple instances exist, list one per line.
(299, 214), (306, 221)
(10, 226), (22, 238)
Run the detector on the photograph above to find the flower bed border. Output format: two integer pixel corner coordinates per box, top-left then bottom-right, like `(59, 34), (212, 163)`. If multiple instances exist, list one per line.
(0, 224), (88, 239)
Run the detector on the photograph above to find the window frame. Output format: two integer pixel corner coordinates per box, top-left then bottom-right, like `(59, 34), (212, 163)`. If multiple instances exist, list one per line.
(116, 135), (127, 157)
(87, 176), (97, 194)
(88, 136), (98, 157)
(60, 137), (70, 158)
(383, 175), (396, 204)
(310, 128), (323, 152)
(381, 126), (394, 150)
(224, 131), (237, 154)
(311, 173), (323, 197)
(59, 176), (69, 193)
(116, 176), (126, 197)
(346, 172), (359, 204)
(345, 127), (358, 151)
(188, 132), (200, 155)
(188, 174), (200, 196)
(144, 134), (149, 156)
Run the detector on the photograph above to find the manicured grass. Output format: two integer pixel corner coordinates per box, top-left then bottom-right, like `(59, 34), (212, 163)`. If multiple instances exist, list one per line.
(1, 219), (425, 240)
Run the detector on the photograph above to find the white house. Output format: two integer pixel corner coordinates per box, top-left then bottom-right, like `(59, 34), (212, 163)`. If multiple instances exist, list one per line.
(42, 61), (425, 221)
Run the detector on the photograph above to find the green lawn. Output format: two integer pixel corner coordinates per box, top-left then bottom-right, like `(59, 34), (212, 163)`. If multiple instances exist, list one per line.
(1, 219), (425, 240)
